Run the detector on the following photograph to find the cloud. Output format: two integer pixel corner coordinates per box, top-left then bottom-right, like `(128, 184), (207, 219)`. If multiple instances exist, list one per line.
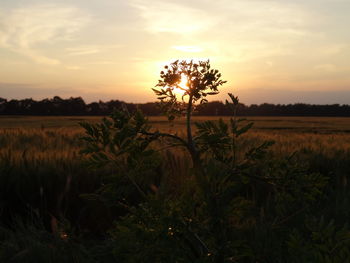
(86, 61), (118, 65)
(66, 47), (100, 56)
(0, 4), (90, 64)
(314, 64), (337, 72)
(65, 45), (122, 56)
(129, 0), (218, 34)
(22, 51), (61, 65)
(130, 0), (313, 63)
(65, 66), (82, 70)
(172, 46), (204, 53)
(130, 0), (309, 36)
(317, 44), (348, 56)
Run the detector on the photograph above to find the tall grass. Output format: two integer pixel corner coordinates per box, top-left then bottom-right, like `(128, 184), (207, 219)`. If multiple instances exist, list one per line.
(1, 126), (349, 214)
(1, 119), (350, 262)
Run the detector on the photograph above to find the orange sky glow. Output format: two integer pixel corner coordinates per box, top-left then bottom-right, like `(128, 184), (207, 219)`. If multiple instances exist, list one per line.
(1, 0), (350, 104)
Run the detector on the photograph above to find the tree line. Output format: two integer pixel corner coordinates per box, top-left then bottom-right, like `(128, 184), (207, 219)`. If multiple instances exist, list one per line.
(0, 96), (350, 116)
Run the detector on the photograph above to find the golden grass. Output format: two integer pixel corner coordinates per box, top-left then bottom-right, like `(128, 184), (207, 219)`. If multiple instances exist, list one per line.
(0, 116), (349, 159)
(1, 115), (350, 133)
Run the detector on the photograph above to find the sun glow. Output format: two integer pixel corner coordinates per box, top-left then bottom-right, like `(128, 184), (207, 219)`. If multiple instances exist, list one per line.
(173, 74), (189, 98)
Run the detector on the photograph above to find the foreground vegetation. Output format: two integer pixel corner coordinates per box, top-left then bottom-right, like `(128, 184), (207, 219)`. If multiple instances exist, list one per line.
(1, 120), (350, 262)
(1, 61), (350, 262)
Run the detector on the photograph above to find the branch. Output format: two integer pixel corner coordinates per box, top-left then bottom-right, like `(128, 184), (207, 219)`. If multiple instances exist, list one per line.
(140, 130), (189, 148)
(272, 206), (307, 228)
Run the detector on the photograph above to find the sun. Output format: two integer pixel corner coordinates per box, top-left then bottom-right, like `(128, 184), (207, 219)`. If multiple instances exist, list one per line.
(173, 74), (189, 98)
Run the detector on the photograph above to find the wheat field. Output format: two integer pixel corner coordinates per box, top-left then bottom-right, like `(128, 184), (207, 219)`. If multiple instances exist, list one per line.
(1, 115), (349, 156)
(1, 115), (350, 261)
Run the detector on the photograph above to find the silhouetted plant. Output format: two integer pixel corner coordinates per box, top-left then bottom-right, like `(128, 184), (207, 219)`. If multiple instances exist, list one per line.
(287, 217), (350, 263)
(153, 60), (226, 162)
(0, 219), (95, 263)
(79, 60), (330, 262)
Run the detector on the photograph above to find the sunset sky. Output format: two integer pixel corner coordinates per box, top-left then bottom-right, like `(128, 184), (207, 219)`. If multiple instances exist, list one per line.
(1, 0), (350, 104)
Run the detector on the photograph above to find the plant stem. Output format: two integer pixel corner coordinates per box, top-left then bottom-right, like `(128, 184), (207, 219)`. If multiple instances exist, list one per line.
(141, 131), (188, 147)
(186, 94), (197, 160)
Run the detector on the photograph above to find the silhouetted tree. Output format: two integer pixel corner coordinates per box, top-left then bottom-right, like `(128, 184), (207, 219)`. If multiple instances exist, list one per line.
(0, 95), (350, 116)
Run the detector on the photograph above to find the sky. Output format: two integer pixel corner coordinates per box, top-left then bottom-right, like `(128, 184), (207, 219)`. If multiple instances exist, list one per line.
(1, 0), (350, 105)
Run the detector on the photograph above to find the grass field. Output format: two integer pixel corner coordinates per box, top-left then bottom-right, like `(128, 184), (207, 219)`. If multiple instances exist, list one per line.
(0, 115), (349, 166)
(1, 115), (350, 261)
(1, 115), (350, 133)
(1, 115), (349, 156)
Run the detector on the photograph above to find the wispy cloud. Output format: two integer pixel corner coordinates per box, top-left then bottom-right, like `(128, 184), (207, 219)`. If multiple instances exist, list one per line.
(129, 0), (218, 34)
(130, 0), (309, 37)
(130, 0), (312, 63)
(65, 66), (82, 71)
(86, 61), (118, 65)
(316, 44), (348, 56)
(65, 45), (122, 56)
(0, 4), (90, 64)
(314, 64), (338, 72)
(66, 47), (100, 56)
(172, 46), (204, 53)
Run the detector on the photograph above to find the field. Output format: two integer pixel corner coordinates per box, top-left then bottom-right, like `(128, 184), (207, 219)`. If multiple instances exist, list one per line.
(1, 115), (350, 261)
(1, 115), (350, 156)
(2, 115), (350, 133)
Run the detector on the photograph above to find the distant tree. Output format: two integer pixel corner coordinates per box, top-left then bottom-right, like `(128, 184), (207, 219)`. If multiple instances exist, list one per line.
(0, 98), (7, 105)
(86, 102), (101, 115)
(138, 102), (159, 116)
(4, 99), (21, 115)
(1, 94), (350, 116)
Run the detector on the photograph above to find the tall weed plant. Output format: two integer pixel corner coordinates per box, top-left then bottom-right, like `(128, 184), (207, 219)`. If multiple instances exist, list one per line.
(78, 60), (349, 262)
